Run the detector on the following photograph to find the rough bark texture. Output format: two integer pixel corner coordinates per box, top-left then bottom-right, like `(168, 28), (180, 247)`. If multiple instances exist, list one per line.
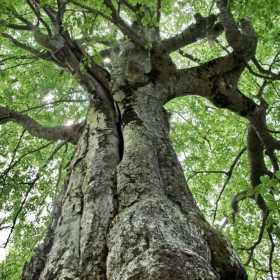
(20, 43), (247, 279)
(20, 98), (247, 279)
(5, 1), (269, 279)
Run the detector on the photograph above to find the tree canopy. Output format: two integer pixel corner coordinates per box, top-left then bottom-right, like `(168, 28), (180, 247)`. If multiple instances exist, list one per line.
(0, 0), (280, 279)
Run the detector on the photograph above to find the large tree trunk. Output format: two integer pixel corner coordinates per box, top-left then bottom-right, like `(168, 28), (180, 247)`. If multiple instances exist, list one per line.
(20, 46), (247, 279)
(1, 0), (272, 278)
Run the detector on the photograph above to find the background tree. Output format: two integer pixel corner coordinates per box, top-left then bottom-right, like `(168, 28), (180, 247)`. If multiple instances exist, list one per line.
(0, 0), (279, 279)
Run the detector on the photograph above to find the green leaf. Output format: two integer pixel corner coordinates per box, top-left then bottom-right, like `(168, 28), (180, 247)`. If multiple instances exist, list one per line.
(275, 170), (280, 179)
(263, 193), (275, 201)
(269, 178), (279, 187)
(236, 194), (245, 201)
(260, 175), (270, 184)
(267, 200), (276, 210)
(1, 1), (280, 279)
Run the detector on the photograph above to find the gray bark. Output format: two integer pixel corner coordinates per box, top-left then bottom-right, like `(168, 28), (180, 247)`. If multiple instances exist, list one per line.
(20, 42), (247, 279)
(0, 106), (84, 145)
(10, 1), (263, 279)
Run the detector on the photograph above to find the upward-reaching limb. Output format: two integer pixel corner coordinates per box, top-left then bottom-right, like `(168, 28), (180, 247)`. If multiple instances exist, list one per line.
(163, 14), (223, 54)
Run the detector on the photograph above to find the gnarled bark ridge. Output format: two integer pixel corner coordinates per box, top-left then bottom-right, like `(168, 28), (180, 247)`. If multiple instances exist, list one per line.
(21, 81), (247, 280)
(2, 0), (276, 279)
(21, 46), (247, 280)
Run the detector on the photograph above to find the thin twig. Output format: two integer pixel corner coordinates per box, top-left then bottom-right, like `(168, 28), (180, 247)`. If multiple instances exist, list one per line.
(238, 209), (270, 266)
(2, 175), (39, 248)
(268, 231), (275, 280)
(20, 99), (88, 113)
(213, 146), (247, 222)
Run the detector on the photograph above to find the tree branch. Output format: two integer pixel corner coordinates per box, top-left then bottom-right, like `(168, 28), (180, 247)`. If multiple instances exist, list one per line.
(68, 0), (112, 21)
(26, 0), (52, 36)
(104, 0), (147, 47)
(163, 14), (221, 53)
(173, 54), (241, 99)
(240, 209), (270, 266)
(56, 0), (67, 34)
(245, 62), (280, 80)
(3, 11), (113, 107)
(1, 33), (41, 55)
(247, 124), (272, 187)
(68, 0), (146, 47)
(0, 106), (84, 144)
(252, 56), (280, 78)
(1, 141), (55, 185)
(1, 32), (65, 66)
(0, 54), (36, 64)
(156, 0), (161, 27)
(121, 0), (138, 12)
(20, 98), (88, 113)
(2, 140), (67, 248)
(173, 51), (280, 154)
(5, 23), (32, 31)
(0, 129), (27, 195)
(248, 111), (280, 152)
(39, 0), (66, 36)
(268, 231), (276, 280)
(2, 175), (38, 248)
(230, 123), (275, 221)
(213, 146), (247, 222)
(216, 1), (257, 60)
(178, 50), (201, 64)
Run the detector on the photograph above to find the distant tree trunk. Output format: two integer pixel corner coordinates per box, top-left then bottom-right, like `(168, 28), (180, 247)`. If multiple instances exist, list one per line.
(20, 44), (247, 280)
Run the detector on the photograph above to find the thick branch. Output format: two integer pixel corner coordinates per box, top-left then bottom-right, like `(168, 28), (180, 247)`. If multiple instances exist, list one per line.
(13, 10), (34, 26)
(57, 0), (67, 28)
(217, 1), (257, 60)
(1, 33), (41, 55)
(32, 25), (64, 50)
(1, 33), (66, 67)
(173, 54), (241, 99)
(104, 0), (147, 46)
(247, 110), (280, 151)
(3, 18), (113, 109)
(247, 124), (272, 187)
(40, 1), (66, 36)
(23, 26), (112, 105)
(173, 50), (280, 153)
(172, 3), (257, 99)
(163, 14), (222, 53)
(5, 23), (32, 31)
(156, 0), (161, 23)
(0, 106), (84, 144)
(230, 122), (272, 222)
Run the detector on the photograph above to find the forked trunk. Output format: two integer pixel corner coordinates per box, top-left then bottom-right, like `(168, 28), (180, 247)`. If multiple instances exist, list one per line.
(21, 46), (247, 280)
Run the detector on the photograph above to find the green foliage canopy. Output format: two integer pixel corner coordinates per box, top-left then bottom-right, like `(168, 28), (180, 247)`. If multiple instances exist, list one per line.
(0, 0), (279, 279)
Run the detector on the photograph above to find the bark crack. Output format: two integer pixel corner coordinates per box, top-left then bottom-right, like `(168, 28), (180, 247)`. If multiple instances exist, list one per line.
(115, 102), (124, 162)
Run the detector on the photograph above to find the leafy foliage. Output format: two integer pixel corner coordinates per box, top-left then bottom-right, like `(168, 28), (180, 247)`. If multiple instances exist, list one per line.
(0, 0), (279, 279)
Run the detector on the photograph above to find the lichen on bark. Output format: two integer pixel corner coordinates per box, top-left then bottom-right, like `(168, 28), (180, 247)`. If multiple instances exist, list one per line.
(17, 1), (256, 279)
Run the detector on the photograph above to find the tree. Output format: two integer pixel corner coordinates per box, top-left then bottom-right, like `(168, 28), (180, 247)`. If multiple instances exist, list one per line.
(0, 0), (279, 279)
